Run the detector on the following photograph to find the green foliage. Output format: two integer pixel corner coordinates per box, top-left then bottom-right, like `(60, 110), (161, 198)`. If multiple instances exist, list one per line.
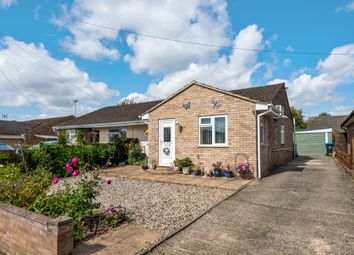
(25, 141), (128, 177)
(291, 106), (307, 130)
(178, 157), (193, 167)
(319, 112), (331, 117)
(0, 165), (51, 208)
(0, 151), (15, 165)
(76, 129), (84, 145)
(58, 132), (67, 146)
(127, 139), (144, 165)
(29, 177), (100, 241)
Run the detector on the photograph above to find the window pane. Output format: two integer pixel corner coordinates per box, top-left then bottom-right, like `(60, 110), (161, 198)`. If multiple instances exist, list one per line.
(200, 126), (212, 145)
(215, 117), (226, 144)
(200, 117), (211, 125)
(280, 125), (285, 144)
(164, 127), (171, 142)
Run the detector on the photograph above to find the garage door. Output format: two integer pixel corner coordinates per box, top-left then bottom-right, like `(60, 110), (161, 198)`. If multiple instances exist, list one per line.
(296, 133), (326, 155)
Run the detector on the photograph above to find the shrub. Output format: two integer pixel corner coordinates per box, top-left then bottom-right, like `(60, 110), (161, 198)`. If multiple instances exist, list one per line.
(127, 139), (144, 165)
(0, 165), (51, 208)
(178, 157), (193, 167)
(29, 176), (100, 241)
(76, 129), (84, 145)
(0, 151), (16, 165)
(58, 132), (67, 146)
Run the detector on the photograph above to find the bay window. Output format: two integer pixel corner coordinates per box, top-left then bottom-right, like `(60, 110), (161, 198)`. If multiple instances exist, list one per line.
(199, 115), (227, 146)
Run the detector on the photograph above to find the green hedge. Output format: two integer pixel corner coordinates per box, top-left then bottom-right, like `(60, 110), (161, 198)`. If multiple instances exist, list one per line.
(23, 138), (141, 177)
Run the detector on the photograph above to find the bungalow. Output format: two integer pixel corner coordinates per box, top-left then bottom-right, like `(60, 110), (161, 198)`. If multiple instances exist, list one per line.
(0, 116), (74, 148)
(56, 80), (293, 178)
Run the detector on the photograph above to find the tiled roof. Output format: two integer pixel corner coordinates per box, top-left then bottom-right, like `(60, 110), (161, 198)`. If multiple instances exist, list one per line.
(229, 83), (285, 103)
(58, 100), (163, 127)
(307, 115), (348, 131)
(0, 116), (74, 136)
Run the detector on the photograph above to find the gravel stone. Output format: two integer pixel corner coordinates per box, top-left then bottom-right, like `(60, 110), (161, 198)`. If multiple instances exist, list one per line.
(97, 177), (233, 235)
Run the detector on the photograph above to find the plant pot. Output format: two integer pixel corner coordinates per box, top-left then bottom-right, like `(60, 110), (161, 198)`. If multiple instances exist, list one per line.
(141, 164), (149, 171)
(224, 170), (233, 178)
(194, 169), (202, 176)
(149, 163), (157, 169)
(214, 168), (222, 177)
(182, 167), (191, 175)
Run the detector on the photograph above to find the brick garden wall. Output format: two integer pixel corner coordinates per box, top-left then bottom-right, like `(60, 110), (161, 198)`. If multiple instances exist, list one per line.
(0, 202), (73, 255)
(148, 84), (258, 176)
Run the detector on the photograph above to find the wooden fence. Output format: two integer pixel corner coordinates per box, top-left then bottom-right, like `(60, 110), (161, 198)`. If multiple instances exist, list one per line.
(335, 138), (354, 170)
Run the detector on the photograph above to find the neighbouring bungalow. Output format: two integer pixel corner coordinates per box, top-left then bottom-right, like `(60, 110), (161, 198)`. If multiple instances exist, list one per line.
(0, 116), (75, 148)
(53, 101), (162, 155)
(56, 80), (294, 178)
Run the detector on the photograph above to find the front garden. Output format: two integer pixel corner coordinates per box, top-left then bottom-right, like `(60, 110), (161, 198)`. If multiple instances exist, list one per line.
(0, 136), (143, 243)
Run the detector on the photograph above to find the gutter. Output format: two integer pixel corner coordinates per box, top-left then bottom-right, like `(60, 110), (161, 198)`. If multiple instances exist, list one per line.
(256, 104), (284, 179)
(53, 120), (146, 130)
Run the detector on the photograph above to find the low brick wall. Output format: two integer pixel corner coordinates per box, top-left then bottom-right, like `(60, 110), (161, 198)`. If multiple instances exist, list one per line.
(0, 202), (73, 255)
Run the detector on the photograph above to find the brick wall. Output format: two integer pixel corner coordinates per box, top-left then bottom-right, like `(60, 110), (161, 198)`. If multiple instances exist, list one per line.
(264, 86), (294, 172)
(148, 84), (258, 175)
(0, 202), (73, 255)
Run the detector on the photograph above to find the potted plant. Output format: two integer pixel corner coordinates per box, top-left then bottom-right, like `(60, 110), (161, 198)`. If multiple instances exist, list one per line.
(224, 164), (233, 178)
(213, 161), (223, 177)
(173, 158), (181, 171)
(149, 159), (157, 169)
(179, 157), (193, 175)
(140, 160), (149, 171)
(193, 163), (202, 176)
(235, 162), (253, 179)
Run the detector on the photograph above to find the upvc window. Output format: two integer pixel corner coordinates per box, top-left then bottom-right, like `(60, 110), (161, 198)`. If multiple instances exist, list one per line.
(280, 125), (285, 145)
(260, 119), (265, 145)
(199, 115), (227, 146)
(66, 129), (75, 143)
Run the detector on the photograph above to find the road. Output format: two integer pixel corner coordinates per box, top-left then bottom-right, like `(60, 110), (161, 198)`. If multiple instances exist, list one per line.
(149, 156), (354, 255)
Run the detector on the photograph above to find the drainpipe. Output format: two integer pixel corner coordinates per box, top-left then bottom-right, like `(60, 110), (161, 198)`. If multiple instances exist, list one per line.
(257, 105), (272, 179)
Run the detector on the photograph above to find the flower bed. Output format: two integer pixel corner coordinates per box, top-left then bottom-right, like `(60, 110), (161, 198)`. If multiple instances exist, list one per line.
(0, 157), (129, 243)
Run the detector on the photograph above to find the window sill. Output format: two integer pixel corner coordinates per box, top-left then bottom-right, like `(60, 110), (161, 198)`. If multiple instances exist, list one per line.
(198, 145), (229, 148)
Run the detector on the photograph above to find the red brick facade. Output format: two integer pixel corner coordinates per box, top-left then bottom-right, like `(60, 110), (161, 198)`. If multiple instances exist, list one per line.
(0, 202), (73, 255)
(148, 83), (293, 177)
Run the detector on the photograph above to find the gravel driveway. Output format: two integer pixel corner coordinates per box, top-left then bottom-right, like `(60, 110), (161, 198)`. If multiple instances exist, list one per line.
(97, 177), (234, 235)
(149, 156), (354, 255)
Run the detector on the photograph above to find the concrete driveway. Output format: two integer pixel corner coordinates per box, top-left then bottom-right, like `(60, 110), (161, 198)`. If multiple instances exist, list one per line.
(148, 157), (354, 255)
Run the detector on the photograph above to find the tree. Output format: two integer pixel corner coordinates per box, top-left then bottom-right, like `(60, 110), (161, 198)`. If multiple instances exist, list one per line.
(290, 106), (307, 130)
(319, 112), (331, 117)
(118, 98), (135, 105)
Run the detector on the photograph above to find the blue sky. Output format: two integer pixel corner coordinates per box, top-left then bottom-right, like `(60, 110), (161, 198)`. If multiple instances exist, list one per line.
(0, 0), (353, 120)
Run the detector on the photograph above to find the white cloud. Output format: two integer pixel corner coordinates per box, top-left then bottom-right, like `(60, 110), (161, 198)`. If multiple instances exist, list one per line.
(123, 24), (264, 100)
(53, 0), (230, 74)
(336, 0), (354, 12)
(329, 104), (354, 115)
(286, 45), (295, 52)
(0, 0), (15, 8)
(283, 58), (292, 66)
(0, 37), (119, 116)
(270, 44), (354, 108)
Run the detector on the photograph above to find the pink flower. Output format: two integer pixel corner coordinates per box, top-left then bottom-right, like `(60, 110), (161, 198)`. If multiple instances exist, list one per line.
(52, 177), (59, 185)
(71, 157), (79, 166)
(106, 179), (112, 185)
(72, 170), (79, 177)
(67, 166), (73, 173)
(65, 162), (71, 169)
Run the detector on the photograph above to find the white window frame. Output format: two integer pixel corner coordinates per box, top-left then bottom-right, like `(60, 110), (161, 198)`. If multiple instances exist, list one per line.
(199, 115), (228, 147)
(66, 129), (76, 143)
(280, 125), (285, 145)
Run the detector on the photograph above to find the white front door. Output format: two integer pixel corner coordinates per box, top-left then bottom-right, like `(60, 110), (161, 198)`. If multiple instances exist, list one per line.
(159, 119), (175, 166)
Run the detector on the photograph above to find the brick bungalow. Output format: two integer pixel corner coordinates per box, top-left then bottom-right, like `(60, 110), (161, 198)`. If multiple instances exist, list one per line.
(143, 81), (294, 178)
(55, 81), (294, 178)
(0, 116), (74, 148)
